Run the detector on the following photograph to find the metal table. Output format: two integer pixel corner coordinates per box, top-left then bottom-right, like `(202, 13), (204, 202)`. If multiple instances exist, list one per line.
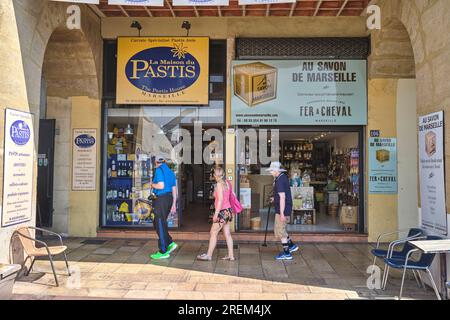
(409, 239), (450, 300)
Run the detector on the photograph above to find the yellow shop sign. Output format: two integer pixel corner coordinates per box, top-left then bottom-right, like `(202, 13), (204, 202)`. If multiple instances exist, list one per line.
(117, 37), (209, 105)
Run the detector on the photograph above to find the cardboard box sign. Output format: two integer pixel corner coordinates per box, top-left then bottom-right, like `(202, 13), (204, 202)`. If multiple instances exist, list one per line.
(233, 62), (277, 107)
(340, 206), (358, 225)
(376, 149), (390, 163)
(425, 131), (437, 157)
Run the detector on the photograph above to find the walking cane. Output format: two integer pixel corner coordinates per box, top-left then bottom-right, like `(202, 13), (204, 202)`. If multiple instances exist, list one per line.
(262, 201), (272, 247)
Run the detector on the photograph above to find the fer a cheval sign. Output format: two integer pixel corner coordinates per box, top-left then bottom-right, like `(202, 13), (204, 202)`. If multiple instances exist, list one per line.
(72, 129), (97, 191)
(116, 37), (209, 105)
(2, 109), (35, 227)
(231, 60), (367, 125)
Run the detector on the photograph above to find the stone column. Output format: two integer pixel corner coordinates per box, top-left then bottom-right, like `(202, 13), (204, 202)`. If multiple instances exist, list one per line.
(0, 0), (36, 263)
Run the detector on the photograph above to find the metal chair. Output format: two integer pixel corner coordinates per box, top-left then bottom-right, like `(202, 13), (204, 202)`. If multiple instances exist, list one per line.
(12, 226), (71, 287)
(383, 235), (443, 300)
(371, 228), (424, 268)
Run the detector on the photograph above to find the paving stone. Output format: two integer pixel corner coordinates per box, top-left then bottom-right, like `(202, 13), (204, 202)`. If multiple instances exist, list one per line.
(13, 238), (437, 300)
(124, 290), (169, 299)
(108, 281), (148, 290)
(86, 288), (128, 298)
(93, 248), (117, 255)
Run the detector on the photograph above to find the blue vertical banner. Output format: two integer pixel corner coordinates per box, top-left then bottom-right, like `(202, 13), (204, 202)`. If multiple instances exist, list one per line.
(368, 137), (398, 194)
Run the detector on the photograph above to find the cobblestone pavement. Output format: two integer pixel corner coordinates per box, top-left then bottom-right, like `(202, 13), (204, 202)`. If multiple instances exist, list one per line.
(11, 238), (436, 300)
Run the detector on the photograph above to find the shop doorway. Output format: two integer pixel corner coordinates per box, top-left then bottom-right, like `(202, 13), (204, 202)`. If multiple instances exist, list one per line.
(179, 125), (224, 232)
(237, 127), (364, 234)
(36, 119), (56, 228)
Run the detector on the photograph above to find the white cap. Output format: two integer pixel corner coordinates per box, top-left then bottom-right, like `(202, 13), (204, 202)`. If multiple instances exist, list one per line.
(155, 154), (166, 163)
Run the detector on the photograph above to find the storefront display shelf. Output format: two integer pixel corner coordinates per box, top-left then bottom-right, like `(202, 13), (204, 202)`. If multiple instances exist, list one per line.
(105, 221), (153, 227)
(291, 209), (316, 225)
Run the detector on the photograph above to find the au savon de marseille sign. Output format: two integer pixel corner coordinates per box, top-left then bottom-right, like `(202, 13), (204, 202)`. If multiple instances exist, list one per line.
(116, 37), (209, 105)
(231, 60), (367, 125)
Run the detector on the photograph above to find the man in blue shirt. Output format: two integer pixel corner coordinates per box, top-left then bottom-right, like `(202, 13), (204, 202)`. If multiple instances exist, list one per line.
(150, 155), (178, 260)
(267, 162), (299, 260)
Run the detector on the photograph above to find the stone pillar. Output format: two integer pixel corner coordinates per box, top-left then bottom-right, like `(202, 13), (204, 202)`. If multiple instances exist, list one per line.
(0, 0), (36, 263)
(225, 37), (236, 232)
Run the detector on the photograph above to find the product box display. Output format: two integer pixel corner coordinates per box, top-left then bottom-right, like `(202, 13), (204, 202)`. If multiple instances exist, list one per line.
(340, 206), (358, 225)
(233, 62), (277, 107)
(425, 131), (437, 157)
(376, 149), (390, 163)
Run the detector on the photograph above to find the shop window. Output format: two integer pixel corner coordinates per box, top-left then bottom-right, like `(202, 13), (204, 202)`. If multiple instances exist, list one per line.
(102, 103), (225, 228)
(237, 129), (362, 233)
(101, 39), (227, 229)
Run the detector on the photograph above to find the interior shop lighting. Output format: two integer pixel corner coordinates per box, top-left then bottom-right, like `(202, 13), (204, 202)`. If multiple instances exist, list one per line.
(125, 124), (134, 136)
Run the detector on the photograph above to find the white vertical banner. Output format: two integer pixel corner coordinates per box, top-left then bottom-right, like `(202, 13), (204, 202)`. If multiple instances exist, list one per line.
(50, 0), (100, 4)
(108, 0), (164, 6)
(172, 0), (229, 6)
(418, 111), (448, 235)
(238, 0), (295, 4)
(1, 109), (35, 227)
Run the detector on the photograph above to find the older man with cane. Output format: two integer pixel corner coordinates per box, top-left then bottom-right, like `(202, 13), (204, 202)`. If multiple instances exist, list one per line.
(267, 162), (299, 260)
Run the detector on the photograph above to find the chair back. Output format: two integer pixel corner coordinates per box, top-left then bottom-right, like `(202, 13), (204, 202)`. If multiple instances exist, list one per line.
(399, 228), (424, 256)
(416, 235), (443, 268)
(407, 228), (424, 238)
(16, 227), (36, 255)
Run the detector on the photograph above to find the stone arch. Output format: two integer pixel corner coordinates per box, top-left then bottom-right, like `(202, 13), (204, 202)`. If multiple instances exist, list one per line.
(43, 26), (99, 99)
(368, 8), (415, 78)
(374, 0), (450, 113)
(12, 0), (102, 114)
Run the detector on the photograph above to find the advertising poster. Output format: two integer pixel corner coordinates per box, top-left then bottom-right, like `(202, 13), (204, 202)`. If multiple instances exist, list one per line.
(239, 0), (295, 4)
(231, 60), (367, 125)
(239, 188), (252, 209)
(72, 129), (97, 191)
(419, 111), (448, 235)
(50, 0), (100, 3)
(117, 37), (209, 105)
(173, 0), (229, 5)
(1, 109), (35, 227)
(108, 0), (164, 6)
(368, 137), (398, 194)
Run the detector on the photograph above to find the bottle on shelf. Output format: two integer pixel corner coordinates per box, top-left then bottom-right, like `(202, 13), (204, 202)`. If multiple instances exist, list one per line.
(128, 162), (132, 177)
